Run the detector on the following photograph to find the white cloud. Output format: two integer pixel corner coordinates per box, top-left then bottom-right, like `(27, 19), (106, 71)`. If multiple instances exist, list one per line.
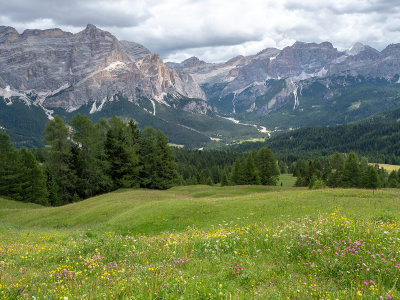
(2, 0), (400, 62)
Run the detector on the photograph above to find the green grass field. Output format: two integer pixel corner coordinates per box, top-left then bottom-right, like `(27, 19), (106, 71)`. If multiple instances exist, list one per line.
(370, 163), (400, 172)
(1, 184), (400, 299)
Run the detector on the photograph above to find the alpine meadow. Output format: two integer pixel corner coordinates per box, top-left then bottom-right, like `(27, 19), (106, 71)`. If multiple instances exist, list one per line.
(2, 1), (400, 299)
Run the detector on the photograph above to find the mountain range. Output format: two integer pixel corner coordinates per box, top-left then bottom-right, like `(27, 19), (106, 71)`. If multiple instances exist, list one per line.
(2, 24), (400, 147)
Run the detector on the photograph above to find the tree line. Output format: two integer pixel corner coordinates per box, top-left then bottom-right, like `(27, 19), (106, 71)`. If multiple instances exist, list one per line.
(229, 112), (400, 165)
(0, 115), (177, 206)
(174, 147), (280, 187)
(292, 152), (400, 189)
(0, 115), (282, 206)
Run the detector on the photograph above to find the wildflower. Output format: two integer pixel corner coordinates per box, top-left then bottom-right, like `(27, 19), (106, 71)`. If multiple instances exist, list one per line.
(386, 295), (392, 299)
(369, 280), (375, 285)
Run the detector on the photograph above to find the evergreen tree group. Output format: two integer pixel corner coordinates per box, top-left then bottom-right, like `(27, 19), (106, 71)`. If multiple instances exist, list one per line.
(292, 152), (398, 189)
(0, 115), (178, 206)
(0, 133), (48, 205)
(229, 147), (280, 186)
(174, 149), (240, 185)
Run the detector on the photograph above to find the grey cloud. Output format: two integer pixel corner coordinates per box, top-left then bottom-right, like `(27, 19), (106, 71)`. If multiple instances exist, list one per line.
(121, 29), (263, 57)
(284, 0), (400, 15)
(2, 0), (400, 62)
(0, 0), (149, 28)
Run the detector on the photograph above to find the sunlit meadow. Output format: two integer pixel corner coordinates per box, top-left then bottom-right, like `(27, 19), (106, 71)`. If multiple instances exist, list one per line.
(0, 184), (400, 299)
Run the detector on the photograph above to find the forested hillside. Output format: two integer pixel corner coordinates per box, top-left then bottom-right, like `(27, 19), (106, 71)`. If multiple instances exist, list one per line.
(231, 108), (400, 164)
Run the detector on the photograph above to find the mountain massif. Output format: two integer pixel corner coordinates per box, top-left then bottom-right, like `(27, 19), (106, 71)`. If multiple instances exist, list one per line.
(168, 41), (400, 126)
(2, 24), (400, 147)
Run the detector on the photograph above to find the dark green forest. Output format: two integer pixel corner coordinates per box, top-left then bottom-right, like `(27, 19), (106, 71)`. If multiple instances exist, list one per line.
(292, 152), (400, 189)
(0, 115), (178, 206)
(231, 108), (400, 164)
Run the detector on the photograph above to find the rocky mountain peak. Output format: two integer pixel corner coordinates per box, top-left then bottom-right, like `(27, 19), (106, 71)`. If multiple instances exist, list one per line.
(346, 42), (366, 56)
(289, 41), (335, 50)
(0, 26), (18, 36)
(381, 43), (400, 56)
(77, 24), (114, 40)
(255, 48), (280, 59)
(0, 26), (19, 43)
(181, 56), (207, 68)
(21, 28), (69, 38)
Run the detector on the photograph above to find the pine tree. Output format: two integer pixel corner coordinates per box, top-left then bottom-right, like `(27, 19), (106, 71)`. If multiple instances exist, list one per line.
(256, 147), (279, 185)
(0, 132), (20, 199)
(244, 154), (260, 185)
(152, 130), (178, 189)
(70, 114), (112, 197)
(220, 170), (229, 187)
(18, 149), (49, 205)
(43, 115), (77, 204)
(388, 170), (399, 188)
(327, 153), (345, 187)
(342, 152), (361, 187)
(105, 117), (140, 189)
(230, 157), (245, 185)
(364, 166), (379, 189)
(138, 127), (157, 188)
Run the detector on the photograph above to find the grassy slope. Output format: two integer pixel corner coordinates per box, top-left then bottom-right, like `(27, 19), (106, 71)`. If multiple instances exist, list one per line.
(371, 163), (400, 172)
(0, 197), (41, 210)
(1, 186), (400, 299)
(1, 185), (399, 235)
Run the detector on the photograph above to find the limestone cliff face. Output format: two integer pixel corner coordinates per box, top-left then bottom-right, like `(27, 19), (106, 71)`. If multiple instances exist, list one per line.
(0, 24), (205, 113)
(169, 41), (400, 116)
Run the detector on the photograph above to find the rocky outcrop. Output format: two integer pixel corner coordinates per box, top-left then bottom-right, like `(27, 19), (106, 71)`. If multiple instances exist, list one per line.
(0, 24), (206, 114)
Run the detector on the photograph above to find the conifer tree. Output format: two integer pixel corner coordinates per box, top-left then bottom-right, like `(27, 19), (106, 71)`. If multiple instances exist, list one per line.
(105, 117), (140, 189)
(388, 170), (399, 188)
(327, 153), (345, 187)
(0, 132), (20, 199)
(18, 149), (49, 205)
(206, 176), (214, 186)
(43, 115), (77, 204)
(342, 152), (361, 187)
(256, 147), (279, 185)
(363, 165), (379, 189)
(230, 157), (244, 185)
(244, 154), (260, 185)
(220, 170), (229, 186)
(138, 126), (157, 188)
(152, 130), (178, 189)
(70, 114), (112, 197)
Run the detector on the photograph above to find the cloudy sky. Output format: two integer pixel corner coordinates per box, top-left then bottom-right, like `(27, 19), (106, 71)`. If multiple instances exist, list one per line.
(1, 0), (400, 62)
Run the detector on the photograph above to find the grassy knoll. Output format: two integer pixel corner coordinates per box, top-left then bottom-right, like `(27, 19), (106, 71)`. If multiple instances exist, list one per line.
(1, 186), (400, 299)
